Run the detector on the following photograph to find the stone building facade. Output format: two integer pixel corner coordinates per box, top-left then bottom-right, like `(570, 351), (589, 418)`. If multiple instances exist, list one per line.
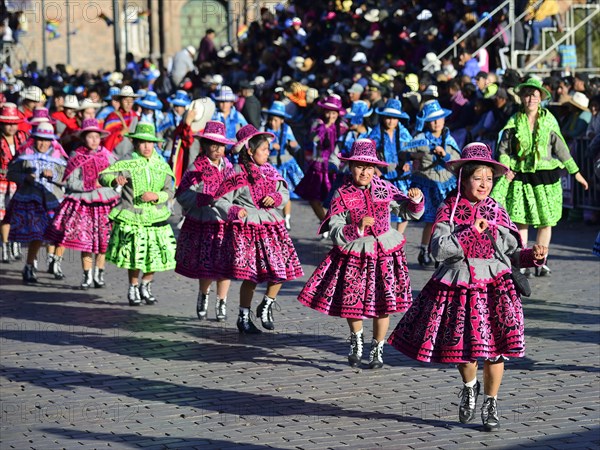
(12, 0), (265, 72)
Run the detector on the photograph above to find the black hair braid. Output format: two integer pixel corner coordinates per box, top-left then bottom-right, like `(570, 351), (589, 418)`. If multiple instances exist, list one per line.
(238, 145), (255, 185)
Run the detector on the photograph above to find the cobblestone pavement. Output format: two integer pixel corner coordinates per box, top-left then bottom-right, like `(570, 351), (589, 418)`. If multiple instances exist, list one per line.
(1, 200), (599, 449)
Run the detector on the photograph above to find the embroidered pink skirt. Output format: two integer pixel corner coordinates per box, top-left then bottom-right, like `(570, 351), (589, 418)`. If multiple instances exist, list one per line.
(222, 220), (303, 284)
(387, 277), (525, 364)
(298, 245), (412, 319)
(45, 198), (115, 253)
(175, 217), (231, 279)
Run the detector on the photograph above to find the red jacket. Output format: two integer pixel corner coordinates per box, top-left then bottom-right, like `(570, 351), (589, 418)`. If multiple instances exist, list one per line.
(0, 130), (28, 181)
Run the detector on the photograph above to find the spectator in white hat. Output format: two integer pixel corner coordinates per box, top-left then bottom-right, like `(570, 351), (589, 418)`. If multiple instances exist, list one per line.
(18, 86), (45, 132)
(171, 45), (197, 87)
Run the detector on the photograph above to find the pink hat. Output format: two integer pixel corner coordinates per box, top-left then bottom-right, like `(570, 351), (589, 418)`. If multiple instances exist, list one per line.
(339, 138), (388, 166)
(76, 118), (110, 138)
(447, 142), (508, 176)
(232, 124), (274, 154)
(0, 103), (23, 124)
(316, 94), (345, 114)
(27, 107), (56, 125)
(195, 120), (235, 145)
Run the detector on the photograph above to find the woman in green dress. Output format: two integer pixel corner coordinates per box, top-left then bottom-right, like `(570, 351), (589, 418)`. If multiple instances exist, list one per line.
(100, 123), (177, 305)
(492, 78), (588, 276)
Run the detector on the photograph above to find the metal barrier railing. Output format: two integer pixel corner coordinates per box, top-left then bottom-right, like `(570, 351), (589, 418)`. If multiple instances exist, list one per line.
(568, 137), (600, 211)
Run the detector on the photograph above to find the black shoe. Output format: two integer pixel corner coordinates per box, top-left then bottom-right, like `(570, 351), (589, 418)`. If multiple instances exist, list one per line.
(481, 397), (500, 431)
(418, 247), (434, 267)
(93, 267), (105, 288)
(215, 298), (227, 322)
(368, 339), (384, 369)
(237, 313), (262, 334)
(47, 254), (55, 274)
(256, 296), (278, 330)
(458, 381), (481, 423)
(347, 332), (364, 367)
(22, 264), (37, 284)
(80, 270), (93, 290)
(196, 292), (209, 320)
(139, 281), (157, 305)
(128, 284), (142, 306)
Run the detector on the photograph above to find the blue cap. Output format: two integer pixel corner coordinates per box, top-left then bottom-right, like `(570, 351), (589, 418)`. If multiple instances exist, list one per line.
(105, 86), (121, 101)
(168, 90), (192, 107)
(135, 91), (163, 110)
(262, 101), (291, 119)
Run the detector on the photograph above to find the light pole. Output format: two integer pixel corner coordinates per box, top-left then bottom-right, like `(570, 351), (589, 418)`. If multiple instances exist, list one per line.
(66, 0), (71, 65)
(41, 0), (47, 69)
(113, 0), (122, 71)
(124, 0), (129, 58)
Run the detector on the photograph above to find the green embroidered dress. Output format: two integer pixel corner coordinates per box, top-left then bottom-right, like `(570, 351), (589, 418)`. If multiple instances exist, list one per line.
(491, 108), (580, 228)
(100, 151), (177, 272)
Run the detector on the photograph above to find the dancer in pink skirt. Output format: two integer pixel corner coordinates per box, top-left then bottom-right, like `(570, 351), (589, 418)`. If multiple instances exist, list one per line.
(298, 139), (424, 369)
(215, 125), (304, 334)
(387, 142), (548, 431)
(174, 121), (235, 322)
(45, 118), (120, 289)
(295, 94), (348, 227)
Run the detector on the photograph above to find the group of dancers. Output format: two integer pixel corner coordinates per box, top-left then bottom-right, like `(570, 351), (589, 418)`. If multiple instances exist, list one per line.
(5, 77), (594, 432)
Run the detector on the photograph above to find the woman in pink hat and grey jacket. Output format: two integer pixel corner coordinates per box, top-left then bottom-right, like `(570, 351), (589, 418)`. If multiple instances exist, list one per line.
(298, 138), (424, 369)
(174, 121), (236, 322)
(214, 125), (304, 334)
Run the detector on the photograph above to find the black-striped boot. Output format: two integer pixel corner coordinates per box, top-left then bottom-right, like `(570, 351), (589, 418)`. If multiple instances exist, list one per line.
(93, 267), (105, 288)
(51, 256), (66, 280)
(348, 330), (364, 367)
(2, 243), (10, 263)
(80, 270), (93, 290)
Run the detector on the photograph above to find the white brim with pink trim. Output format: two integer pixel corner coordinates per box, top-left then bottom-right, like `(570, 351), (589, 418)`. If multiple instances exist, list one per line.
(339, 155), (389, 167)
(446, 158), (508, 176)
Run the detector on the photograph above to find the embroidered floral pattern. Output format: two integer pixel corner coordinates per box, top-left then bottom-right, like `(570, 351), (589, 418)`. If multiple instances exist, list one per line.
(388, 278), (525, 363)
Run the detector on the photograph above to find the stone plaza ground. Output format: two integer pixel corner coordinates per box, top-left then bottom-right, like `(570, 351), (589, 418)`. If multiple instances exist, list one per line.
(1, 200), (599, 449)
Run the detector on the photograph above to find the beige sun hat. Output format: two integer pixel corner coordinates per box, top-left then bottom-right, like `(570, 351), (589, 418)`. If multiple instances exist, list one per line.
(564, 92), (590, 111)
(78, 98), (105, 110)
(187, 97), (216, 133)
(63, 95), (80, 109)
(115, 85), (140, 98)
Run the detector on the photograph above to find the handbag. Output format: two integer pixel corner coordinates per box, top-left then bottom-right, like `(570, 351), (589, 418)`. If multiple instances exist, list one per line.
(485, 229), (531, 297)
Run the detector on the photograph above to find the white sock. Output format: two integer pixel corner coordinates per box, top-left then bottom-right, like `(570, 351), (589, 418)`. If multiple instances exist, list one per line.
(464, 378), (477, 388)
(484, 394), (497, 401)
(263, 295), (275, 305)
(239, 307), (250, 317)
(352, 328), (363, 337)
